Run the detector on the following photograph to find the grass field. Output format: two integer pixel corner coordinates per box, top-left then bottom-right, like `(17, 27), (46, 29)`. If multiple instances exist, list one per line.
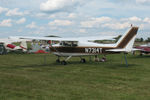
(0, 53), (150, 100)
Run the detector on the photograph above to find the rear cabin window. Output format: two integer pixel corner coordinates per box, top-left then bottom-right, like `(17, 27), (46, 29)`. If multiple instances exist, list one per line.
(60, 41), (78, 47)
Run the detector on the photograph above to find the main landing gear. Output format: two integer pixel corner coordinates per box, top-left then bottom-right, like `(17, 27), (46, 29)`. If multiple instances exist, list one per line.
(80, 58), (86, 63)
(56, 58), (67, 65)
(56, 56), (72, 65)
(56, 56), (87, 65)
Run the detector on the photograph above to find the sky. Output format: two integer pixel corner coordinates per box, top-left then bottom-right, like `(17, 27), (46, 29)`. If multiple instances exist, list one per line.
(0, 0), (150, 39)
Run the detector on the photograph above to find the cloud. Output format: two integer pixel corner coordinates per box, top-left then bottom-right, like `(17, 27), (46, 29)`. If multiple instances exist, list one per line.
(49, 20), (73, 26)
(136, 0), (150, 4)
(6, 8), (28, 16)
(143, 17), (150, 23)
(79, 29), (86, 33)
(26, 22), (37, 29)
(129, 16), (142, 22)
(0, 6), (8, 14)
(0, 19), (12, 27)
(121, 16), (142, 22)
(40, 0), (81, 13)
(81, 17), (112, 28)
(68, 13), (76, 18)
(16, 17), (26, 24)
(102, 22), (130, 30)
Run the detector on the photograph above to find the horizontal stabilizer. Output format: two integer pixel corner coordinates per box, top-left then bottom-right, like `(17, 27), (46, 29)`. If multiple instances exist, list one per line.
(107, 49), (130, 52)
(132, 48), (141, 51)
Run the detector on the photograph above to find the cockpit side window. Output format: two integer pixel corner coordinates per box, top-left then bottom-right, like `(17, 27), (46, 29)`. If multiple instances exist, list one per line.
(60, 41), (78, 47)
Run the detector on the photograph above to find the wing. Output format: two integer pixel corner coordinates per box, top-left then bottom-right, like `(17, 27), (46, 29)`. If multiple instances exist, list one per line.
(10, 35), (116, 42)
(0, 38), (14, 44)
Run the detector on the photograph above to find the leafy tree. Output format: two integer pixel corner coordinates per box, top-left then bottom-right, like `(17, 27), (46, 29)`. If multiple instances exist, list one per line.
(146, 37), (150, 42)
(135, 38), (144, 42)
(140, 38), (144, 42)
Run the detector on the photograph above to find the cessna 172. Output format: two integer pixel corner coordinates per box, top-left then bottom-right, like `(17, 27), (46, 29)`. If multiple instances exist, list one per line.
(16, 26), (139, 65)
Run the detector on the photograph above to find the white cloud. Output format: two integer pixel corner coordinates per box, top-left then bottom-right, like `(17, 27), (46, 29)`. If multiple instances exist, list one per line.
(35, 13), (47, 18)
(26, 22), (37, 29)
(0, 6), (8, 14)
(121, 16), (142, 22)
(0, 19), (12, 27)
(48, 14), (56, 19)
(80, 20), (96, 28)
(102, 22), (130, 30)
(79, 29), (86, 33)
(143, 17), (150, 23)
(136, 0), (150, 3)
(16, 17), (26, 24)
(6, 8), (25, 16)
(81, 17), (112, 28)
(68, 13), (76, 18)
(92, 17), (112, 22)
(40, 0), (80, 12)
(49, 20), (73, 26)
(128, 16), (142, 22)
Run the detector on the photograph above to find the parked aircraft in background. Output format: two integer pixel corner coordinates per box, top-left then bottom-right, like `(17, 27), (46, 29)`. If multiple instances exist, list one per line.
(14, 26), (139, 65)
(135, 43), (150, 56)
(0, 38), (28, 54)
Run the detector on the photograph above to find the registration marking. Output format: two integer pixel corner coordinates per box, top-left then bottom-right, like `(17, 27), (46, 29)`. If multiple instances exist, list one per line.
(85, 48), (102, 53)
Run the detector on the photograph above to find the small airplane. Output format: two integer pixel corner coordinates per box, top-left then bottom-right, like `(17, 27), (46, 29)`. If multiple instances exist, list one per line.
(135, 43), (150, 56)
(15, 26), (139, 65)
(0, 38), (28, 54)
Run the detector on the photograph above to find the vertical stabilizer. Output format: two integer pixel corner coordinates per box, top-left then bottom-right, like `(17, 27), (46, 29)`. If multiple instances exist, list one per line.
(20, 41), (27, 52)
(115, 27), (139, 51)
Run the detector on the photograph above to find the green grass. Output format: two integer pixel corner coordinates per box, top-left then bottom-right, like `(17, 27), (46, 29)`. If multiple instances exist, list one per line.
(0, 53), (150, 100)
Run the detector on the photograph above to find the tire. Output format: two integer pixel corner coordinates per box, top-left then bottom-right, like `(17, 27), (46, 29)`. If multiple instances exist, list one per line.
(56, 59), (60, 63)
(0, 44), (6, 55)
(61, 61), (67, 65)
(80, 59), (86, 63)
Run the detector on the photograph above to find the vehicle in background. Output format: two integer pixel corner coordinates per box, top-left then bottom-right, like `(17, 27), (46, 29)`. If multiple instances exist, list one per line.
(0, 38), (28, 54)
(135, 43), (150, 56)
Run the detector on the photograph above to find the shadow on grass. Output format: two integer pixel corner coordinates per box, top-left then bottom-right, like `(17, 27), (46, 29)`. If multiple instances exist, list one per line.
(129, 55), (150, 59)
(105, 63), (139, 69)
(0, 59), (139, 70)
(0, 63), (58, 69)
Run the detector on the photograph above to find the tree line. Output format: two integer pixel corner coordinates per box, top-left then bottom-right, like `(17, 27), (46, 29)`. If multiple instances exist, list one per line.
(115, 35), (150, 42)
(135, 37), (150, 42)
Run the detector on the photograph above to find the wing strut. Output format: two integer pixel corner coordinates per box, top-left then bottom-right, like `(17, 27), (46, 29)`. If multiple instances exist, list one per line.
(124, 53), (128, 67)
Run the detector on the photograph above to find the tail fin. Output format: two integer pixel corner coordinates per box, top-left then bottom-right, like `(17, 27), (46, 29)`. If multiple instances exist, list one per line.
(20, 41), (27, 52)
(115, 26), (139, 51)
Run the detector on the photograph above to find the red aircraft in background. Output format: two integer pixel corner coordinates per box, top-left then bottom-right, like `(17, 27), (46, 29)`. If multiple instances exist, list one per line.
(0, 38), (28, 54)
(135, 43), (150, 55)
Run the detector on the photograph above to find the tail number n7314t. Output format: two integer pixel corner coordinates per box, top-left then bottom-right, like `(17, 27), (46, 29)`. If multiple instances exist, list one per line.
(85, 48), (102, 53)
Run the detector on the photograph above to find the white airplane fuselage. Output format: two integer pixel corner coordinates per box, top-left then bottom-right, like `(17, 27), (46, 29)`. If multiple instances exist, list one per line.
(51, 42), (116, 57)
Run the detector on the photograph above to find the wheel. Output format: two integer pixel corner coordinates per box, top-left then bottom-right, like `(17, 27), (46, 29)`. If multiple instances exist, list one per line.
(0, 44), (6, 55)
(61, 61), (67, 65)
(80, 59), (86, 63)
(56, 59), (60, 63)
(140, 52), (143, 56)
